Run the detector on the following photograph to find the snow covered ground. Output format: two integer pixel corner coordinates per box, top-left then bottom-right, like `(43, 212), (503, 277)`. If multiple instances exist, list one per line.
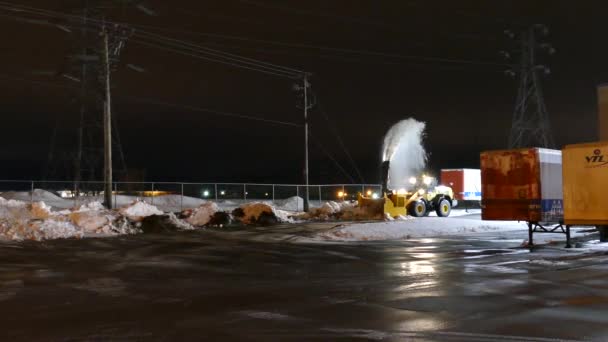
(314, 217), (528, 241)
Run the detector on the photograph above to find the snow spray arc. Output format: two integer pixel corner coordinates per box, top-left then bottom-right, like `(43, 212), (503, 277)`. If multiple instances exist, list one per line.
(380, 118), (428, 190)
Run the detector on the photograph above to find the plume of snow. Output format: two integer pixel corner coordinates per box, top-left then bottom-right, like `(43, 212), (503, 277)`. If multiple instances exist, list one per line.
(380, 118), (427, 189)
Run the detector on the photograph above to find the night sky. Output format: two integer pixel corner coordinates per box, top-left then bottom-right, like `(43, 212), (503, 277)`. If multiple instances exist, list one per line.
(1, 1), (607, 184)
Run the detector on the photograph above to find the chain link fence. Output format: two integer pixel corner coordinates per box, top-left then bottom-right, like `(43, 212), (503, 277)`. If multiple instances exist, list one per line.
(0, 180), (382, 212)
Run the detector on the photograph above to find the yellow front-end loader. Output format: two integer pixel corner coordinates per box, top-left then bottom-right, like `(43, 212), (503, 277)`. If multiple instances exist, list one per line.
(358, 161), (456, 218)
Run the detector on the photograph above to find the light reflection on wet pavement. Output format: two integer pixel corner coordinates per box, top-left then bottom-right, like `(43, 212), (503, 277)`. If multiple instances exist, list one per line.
(1, 222), (607, 341)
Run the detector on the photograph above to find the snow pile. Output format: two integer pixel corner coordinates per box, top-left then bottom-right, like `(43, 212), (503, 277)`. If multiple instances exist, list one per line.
(30, 201), (53, 219)
(300, 201), (382, 221)
(235, 202), (295, 225)
(0, 218), (83, 241)
(384, 213), (412, 221)
(166, 213), (195, 230)
(118, 200), (163, 221)
(274, 196), (304, 211)
(0, 198), (144, 241)
(68, 201), (132, 235)
(316, 218), (527, 241)
(185, 202), (219, 226)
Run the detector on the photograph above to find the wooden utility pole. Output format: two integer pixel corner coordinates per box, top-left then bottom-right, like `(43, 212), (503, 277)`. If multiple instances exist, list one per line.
(303, 74), (310, 212)
(102, 28), (113, 209)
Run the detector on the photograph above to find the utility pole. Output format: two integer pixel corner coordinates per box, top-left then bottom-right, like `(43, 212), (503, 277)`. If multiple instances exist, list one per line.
(74, 1), (88, 197)
(303, 74), (310, 212)
(102, 26), (113, 209)
(503, 25), (556, 149)
(294, 74), (315, 211)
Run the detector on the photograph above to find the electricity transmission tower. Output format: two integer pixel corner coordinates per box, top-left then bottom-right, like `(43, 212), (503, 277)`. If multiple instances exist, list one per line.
(73, 3), (134, 207)
(503, 24), (556, 149)
(40, 1), (146, 208)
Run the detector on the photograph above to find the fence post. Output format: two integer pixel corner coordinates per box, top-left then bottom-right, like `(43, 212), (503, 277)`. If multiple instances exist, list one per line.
(319, 185), (322, 206)
(114, 183), (117, 208)
(272, 184), (275, 202)
(296, 186), (300, 210)
(342, 185), (345, 202)
(214, 184), (218, 201)
(151, 182), (155, 206)
(181, 183), (184, 211)
(30, 181), (34, 205)
(244, 184), (247, 201)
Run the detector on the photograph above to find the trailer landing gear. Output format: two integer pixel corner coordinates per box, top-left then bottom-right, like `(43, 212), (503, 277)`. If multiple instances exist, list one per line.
(527, 222), (571, 248)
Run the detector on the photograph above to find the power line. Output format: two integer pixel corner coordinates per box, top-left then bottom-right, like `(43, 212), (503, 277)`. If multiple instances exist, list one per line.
(310, 134), (356, 184)
(0, 1), (305, 78)
(0, 73), (302, 128)
(0, 1), (508, 70)
(119, 96), (302, 128)
(134, 29), (303, 74)
(236, 0), (501, 43)
(313, 91), (366, 183)
(132, 27), (508, 67)
(130, 39), (299, 78)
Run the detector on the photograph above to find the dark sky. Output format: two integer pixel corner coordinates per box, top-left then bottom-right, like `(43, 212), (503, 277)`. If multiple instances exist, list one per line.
(1, 1), (607, 184)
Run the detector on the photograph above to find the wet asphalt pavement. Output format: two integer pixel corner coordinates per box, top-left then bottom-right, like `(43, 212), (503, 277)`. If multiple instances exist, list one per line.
(1, 218), (608, 341)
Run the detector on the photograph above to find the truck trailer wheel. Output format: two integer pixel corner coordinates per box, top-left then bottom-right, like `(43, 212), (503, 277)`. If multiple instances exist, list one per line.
(436, 199), (451, 217)
(409, 200), (427, 217)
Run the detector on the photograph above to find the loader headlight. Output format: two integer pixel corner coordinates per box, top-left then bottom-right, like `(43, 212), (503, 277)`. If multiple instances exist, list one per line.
(338, 191), (344, 198)
(397, 188), (407, 195)
(366, 190), (372, 196)
(409, 177), (417, 185)
(418, 189), (425, 195)
(372, 193), (379, 199)
(422, 176), (432, 185)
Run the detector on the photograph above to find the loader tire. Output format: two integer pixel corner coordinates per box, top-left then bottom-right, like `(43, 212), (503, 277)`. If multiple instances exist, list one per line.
(409, 200), (427, 217)
(436, 198), (451, 217)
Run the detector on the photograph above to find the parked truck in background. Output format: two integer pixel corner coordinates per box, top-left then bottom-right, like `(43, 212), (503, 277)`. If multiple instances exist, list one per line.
(440, 169), (481, 207)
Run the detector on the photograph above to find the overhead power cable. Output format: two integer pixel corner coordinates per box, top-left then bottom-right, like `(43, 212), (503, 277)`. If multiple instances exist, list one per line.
(133, 29), (303, 75)
(0, 1), (305, 79)
(130, 39), (299, 78)
(310, 134), (356, 184)
(0, 1), (507, 69)
(0, 73), (301, 128)
(237, 0), (498, 42)
(120, 96), (302, 127)
(125, 26), (508, 67)
(313, 91), (366, 183)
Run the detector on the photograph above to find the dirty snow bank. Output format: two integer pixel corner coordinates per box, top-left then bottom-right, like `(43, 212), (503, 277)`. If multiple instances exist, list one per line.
(184, 202), (219, 226)
(317, 218), (528, 241)
(0, 198), (164, 241)
(235, 202), (296, 225)
(118, 201), (163, 221)
(297, 201), (383, 221)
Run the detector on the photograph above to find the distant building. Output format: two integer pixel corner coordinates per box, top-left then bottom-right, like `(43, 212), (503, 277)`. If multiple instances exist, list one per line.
(598, 84), (608, 141)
